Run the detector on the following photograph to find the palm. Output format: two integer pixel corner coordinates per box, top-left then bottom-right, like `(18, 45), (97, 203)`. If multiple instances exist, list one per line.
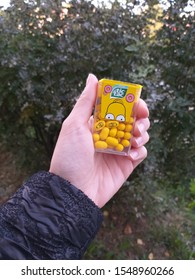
(91, 153), (134, 207)
(56, 124), (134, 207)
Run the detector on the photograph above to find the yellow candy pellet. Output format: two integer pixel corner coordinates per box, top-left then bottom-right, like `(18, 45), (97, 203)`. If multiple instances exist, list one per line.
(93, 133), (100, 142)
(124, 132), (132, 140)
(121, 139), (130, 147)
(118, 123), (126, 130)
(100, 127), (109, 140)
(94, 120), (105, 131)
(129, 117), (134, 124)
(107, 145), (114, 149)
(117, 130), (125, 138)
(106, 121), (119, 129)
(95, 141), (108, 149)
(109, 128), (117, 137)
(115, 144), (124, 152)
(125, 124), (133, 132)
(106, 137), (119, 147)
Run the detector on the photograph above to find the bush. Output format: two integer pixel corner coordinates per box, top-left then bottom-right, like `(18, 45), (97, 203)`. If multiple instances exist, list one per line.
(0, 0), (149, 168)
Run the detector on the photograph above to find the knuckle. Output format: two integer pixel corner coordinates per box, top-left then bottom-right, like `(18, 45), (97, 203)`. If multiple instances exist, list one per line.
(142, 146), (148, 159)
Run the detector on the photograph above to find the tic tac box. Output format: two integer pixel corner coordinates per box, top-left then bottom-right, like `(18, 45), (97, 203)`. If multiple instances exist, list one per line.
(92, 79), (142, 156)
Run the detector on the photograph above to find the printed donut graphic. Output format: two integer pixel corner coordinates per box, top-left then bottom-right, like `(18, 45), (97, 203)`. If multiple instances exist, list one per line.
(104, 85), (112, 94)
(126, 93), (135, 103)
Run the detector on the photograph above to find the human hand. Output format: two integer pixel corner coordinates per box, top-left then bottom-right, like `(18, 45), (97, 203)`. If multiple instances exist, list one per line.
(49, 74), (150, 208)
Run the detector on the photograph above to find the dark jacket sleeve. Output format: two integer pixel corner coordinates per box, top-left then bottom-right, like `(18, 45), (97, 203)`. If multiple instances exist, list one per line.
(0, 171), (103, 259)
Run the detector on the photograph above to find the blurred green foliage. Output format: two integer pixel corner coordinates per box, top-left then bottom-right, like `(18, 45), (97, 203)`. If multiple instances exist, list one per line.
(0, 0), (194, 258)
(0, 0), (150, 166)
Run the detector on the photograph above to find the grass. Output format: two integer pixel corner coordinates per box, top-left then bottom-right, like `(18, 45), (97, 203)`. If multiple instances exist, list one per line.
(84, 176), (195, 260)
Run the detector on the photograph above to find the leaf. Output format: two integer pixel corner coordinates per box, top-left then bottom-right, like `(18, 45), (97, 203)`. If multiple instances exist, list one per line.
(148, 252), (154, 260)
(164, 251), (170, 257)
(125, 45), (138, 52)
(137, 239), (144, 246)
(190, 179), (195, 196)
(124, 224), (132, 235)
(188, 201), (195, 210)
(103, 210), (109, 217)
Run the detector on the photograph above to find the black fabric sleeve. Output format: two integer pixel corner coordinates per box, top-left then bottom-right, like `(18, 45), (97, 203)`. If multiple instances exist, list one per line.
(0, 171), (103, 259)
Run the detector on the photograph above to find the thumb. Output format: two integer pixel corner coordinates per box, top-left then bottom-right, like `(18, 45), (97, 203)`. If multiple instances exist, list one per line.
(69, 73), (98, 124)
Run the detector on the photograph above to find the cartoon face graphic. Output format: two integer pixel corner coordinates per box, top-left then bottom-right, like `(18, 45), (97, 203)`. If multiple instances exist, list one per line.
(105, 100), (126, 122)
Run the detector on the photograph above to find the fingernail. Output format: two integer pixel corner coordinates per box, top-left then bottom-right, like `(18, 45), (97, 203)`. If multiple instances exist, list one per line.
(86, 73), (93, 85)
(129, 150), (139, 160)
(137, 123), (145, 134)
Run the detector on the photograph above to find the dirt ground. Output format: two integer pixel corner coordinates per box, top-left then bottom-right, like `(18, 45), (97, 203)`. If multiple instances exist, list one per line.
(0, 143), (29, 204)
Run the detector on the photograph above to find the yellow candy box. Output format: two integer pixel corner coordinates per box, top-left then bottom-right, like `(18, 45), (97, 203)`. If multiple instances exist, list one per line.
(92, 79), (142, 156)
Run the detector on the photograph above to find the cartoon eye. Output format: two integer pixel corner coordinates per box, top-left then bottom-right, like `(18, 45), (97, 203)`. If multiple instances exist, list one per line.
(116, 115), (125, 121)
(105, 113), (114, 120)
